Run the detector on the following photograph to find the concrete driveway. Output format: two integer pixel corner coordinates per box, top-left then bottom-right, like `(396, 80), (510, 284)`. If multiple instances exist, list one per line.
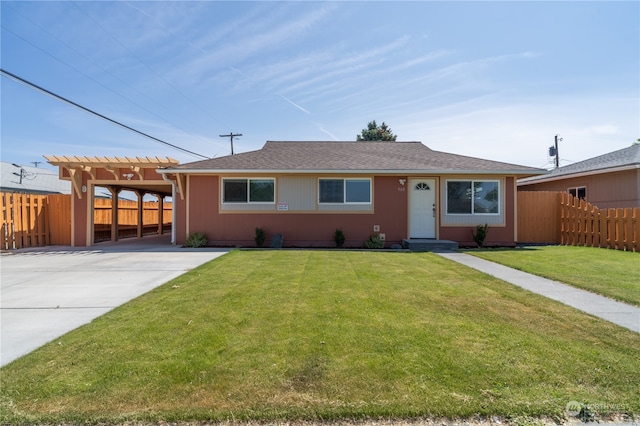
(1, 236), (229, 366)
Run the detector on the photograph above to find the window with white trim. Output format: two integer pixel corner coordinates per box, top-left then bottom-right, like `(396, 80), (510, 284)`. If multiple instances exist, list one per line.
(222, 178), (275, 203)
(568, 186), (586, 200)
(446, 180), (500, 215)
(319, 178), (371, 204)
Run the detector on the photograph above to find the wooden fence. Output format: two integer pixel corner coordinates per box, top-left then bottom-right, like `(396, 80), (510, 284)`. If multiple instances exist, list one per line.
(1, 192), (51, 250)
(560, 192), (639, 252)
(517, 191), (561, 244)
(93, 198), (172, 242)
(94, 198), (172, 227)
(47, 194), (72, 245)
(1, 192), (172, 250)
(517, 191), (639, 252)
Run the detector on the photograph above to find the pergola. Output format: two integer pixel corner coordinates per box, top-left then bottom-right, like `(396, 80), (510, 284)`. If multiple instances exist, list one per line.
(45, 155), (179, 247)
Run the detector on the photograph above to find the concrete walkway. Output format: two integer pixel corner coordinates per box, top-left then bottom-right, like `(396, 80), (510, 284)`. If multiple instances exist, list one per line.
(1, 236), (230, 366)
(437, 252), (640, 334)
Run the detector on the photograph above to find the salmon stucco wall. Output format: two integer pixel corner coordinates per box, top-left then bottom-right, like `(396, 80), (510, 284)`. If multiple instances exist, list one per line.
(439, 176), (517, 247)
(72, 186), (88, 247)
(174, 182), (189, 245)
(180, 175), (408, 247)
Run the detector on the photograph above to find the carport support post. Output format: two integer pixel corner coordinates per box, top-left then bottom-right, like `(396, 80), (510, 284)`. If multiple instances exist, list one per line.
(136, 190), (144, 238)
(157, 195), (164, 235)
(108, 187), (120, 242)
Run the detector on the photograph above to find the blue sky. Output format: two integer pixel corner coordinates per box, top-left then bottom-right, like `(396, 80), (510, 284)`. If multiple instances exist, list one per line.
(1, 1), (638, 171)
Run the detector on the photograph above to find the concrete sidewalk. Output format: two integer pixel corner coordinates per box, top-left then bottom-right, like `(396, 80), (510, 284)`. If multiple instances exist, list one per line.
(1, 237), (229, 366)
(437, 252), (640, 333)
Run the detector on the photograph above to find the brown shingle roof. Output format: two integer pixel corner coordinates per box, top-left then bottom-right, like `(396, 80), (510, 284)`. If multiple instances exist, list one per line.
(164, 141), (545, 176)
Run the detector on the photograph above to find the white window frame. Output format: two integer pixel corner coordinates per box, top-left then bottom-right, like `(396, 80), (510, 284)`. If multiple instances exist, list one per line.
(445, 179), (501, 216)
(318, 178), (372, 205)
(568, 186), (586, 200)
(221, 178), (276, 204)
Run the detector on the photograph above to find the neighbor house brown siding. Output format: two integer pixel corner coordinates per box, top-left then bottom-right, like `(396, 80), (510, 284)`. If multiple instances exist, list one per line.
(519, 169), (640, 209)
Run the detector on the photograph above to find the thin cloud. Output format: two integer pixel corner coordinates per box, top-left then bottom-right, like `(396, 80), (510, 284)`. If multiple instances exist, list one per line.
(178, 4), (335, 82)
(278, 95), (311, 115)
(316, 124), (339, 141)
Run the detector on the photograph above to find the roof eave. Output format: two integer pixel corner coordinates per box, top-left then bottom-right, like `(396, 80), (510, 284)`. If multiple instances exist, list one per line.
(159, 168), (547, 177)
(518, 164), (640, 186)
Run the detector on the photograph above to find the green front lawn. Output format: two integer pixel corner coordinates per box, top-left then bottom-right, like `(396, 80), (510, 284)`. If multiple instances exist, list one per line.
(467, 245), (640, 306)
(1, 250), (639, 425)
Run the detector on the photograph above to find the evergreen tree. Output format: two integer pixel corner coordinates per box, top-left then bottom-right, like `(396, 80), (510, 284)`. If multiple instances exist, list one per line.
(356, 120), (397, 141)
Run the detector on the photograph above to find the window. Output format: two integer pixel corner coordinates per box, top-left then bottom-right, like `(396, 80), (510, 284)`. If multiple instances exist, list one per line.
(222, 178), (274, 203)
(319, 178), (371, 204)
(568, 186), (586, 200)
(319, 179), (343, 203)
(446, 180), (500, 215)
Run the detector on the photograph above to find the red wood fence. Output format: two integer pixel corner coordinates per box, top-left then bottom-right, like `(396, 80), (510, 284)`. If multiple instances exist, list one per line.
(517, 191), (561, 244)
(560, 192), (639, 252)
(1, 192), (51, 249)
(1, 192), (172, 250)
(517, 191), (639, 252)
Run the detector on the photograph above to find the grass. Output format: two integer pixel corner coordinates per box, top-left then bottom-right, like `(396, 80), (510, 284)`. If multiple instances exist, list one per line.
(466, 245), (640, 306)
(1, 250), (639, 424)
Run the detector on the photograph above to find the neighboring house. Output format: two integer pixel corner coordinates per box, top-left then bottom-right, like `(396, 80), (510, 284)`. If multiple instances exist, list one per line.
(518, 144), (640, 209)
(158, 141), (545, 248)
(0, 161), (71, 194)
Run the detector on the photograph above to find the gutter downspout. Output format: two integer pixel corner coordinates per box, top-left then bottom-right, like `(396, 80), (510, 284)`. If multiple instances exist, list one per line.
(162, 173), (177, 245)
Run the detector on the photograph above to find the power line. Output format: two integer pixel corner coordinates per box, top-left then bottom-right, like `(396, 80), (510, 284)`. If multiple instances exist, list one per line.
(71, 2), (226, 134)
(1, 20), (221, 153)
(1, 68), (209, 160)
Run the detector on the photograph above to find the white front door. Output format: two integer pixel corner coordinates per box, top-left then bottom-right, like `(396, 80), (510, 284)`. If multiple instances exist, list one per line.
(409, 178), (436, 238)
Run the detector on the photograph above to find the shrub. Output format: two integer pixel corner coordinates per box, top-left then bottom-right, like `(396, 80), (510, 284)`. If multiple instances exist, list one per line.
(364, 234), (385, 249)
(254, 227), (266, 247)
(333, 228), (345, 248)
(184, 232), (208, 248)
(472, 223), (489, 248)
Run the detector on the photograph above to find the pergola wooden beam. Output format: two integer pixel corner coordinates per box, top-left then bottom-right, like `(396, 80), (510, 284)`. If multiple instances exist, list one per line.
(44, 155), (180, 198)
(44, 155), (179, 168)
(65, 167), (84, 199)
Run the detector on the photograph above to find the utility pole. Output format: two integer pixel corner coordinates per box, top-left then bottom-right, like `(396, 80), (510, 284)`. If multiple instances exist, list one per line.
(31, 161), (41, 168)
(548, 134), (562, 168)
(11, 163), (25, 184)
(219, 132), (242, 155)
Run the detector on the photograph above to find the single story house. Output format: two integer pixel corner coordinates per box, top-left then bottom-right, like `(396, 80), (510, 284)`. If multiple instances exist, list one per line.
(158, 141), (545, 248)
(518, 144), (640, 209)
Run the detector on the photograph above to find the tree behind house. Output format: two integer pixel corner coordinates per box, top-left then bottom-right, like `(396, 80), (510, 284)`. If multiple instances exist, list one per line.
(357, 120), (397, 141)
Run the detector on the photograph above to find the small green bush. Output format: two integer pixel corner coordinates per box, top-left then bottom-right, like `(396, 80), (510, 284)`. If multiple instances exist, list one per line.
(364, 234), (385, 249)
(184, 232), (208, 248)
(254, 227), (266, 247)
(472, 223), (489, 248)
(333, 228), (345, 247)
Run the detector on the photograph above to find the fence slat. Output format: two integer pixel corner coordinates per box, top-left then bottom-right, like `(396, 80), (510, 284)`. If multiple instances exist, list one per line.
(623, 208), (632, 251)
(1, 193), (11, 249)
(634, 208), (640, 251)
